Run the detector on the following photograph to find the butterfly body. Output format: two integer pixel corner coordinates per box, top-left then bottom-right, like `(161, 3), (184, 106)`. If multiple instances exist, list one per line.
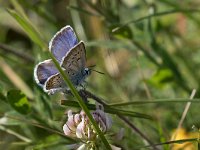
(68, 68), (90, 86)
(34, 26), (90, 94)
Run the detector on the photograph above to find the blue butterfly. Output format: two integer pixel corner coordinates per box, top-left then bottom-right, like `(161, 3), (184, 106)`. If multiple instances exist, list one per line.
(34, 26), (90, 94)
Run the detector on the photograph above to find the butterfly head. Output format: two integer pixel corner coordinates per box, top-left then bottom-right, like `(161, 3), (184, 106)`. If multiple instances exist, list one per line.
(84, 68), (91, 76)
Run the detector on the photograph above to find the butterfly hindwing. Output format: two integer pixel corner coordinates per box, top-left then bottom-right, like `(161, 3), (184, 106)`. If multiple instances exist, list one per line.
(34, 59), (58, 86)
(44, 73), (67, 94)
(49, 26), (78, 62)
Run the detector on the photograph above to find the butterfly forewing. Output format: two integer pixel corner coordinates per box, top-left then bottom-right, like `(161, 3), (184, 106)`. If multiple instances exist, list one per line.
(61, 41), (86, 73)
(49, 26), (78, 62)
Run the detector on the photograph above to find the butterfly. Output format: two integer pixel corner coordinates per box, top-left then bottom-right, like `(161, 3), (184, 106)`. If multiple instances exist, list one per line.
(34, 26), (90, 94)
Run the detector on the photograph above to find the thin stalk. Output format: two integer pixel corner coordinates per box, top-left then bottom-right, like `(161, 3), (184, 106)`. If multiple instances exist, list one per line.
(61, 99), (153, 120)
(109, 98), (200, 106)
(171, 89), (196, 141)
(0, 125), (32, 143)
(0, 43), (34, 63)
(135, 138), (198, 150)
(0, 113), (75, 142)
(112, 9), (200, 32)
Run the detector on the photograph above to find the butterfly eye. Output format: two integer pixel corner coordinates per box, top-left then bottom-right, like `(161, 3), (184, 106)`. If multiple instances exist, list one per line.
(84, 68), (90, 75)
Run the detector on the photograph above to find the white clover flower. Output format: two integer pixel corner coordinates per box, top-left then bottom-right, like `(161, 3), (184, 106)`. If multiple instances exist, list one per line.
(63, 103), (112, 142)
(63, 103), (122, 149)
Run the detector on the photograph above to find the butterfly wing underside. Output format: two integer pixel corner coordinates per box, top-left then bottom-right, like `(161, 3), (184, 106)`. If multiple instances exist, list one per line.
(61, 41), (86, 75)
(44, 73), (66, 94)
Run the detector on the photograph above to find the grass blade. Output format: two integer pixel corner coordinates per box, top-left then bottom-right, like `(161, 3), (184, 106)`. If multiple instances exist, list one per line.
(136, 138), (198, 150)
(7, 9), (47, 50)
(112, 9), (200, 32)
(0, 125), (32, 143)
(109, 98), (200, 106)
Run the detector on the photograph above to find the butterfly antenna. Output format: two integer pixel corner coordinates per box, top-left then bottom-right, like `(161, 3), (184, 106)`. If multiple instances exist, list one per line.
(90, 69), (105, 75)
(88, 65), (105, 75)
(88, 65), (96, 68)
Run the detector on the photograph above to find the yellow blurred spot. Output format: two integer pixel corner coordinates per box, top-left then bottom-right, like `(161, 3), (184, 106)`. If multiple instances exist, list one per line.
(171, 128), (198, 150)
(104, 50), (131, 78)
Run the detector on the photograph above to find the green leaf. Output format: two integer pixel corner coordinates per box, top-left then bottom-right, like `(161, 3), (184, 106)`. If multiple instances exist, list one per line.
(110, 25), (133, 39)
(148, 68), (173, 88)
(7, 9), (47, 50)
(7, 90), (31, 115)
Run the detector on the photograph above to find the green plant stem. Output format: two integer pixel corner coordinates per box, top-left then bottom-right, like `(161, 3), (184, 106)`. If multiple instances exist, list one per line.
(0, 43), (34, 63)
(109, 98), (200, 106)
(136, 138), (198, 150)
(61, 99), (153, 120)
(0, 113), (75, 142)
(49, 53), (111, 150)
(112, 9), (200, 32)
(0, 125), (32, 143)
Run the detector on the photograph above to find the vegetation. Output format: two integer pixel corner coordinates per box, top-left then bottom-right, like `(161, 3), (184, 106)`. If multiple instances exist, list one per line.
(0, 0), (200, 149)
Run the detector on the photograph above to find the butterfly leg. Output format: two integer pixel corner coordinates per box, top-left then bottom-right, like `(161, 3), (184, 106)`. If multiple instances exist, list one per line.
(63, 89), (72, 95)
(80, 81), (88, 90)
(80, 83), (86, 90)
(79, 89), (88, 103)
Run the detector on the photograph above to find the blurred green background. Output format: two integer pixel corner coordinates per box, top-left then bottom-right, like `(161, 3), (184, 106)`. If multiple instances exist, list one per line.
(0, 0), (200, 149)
